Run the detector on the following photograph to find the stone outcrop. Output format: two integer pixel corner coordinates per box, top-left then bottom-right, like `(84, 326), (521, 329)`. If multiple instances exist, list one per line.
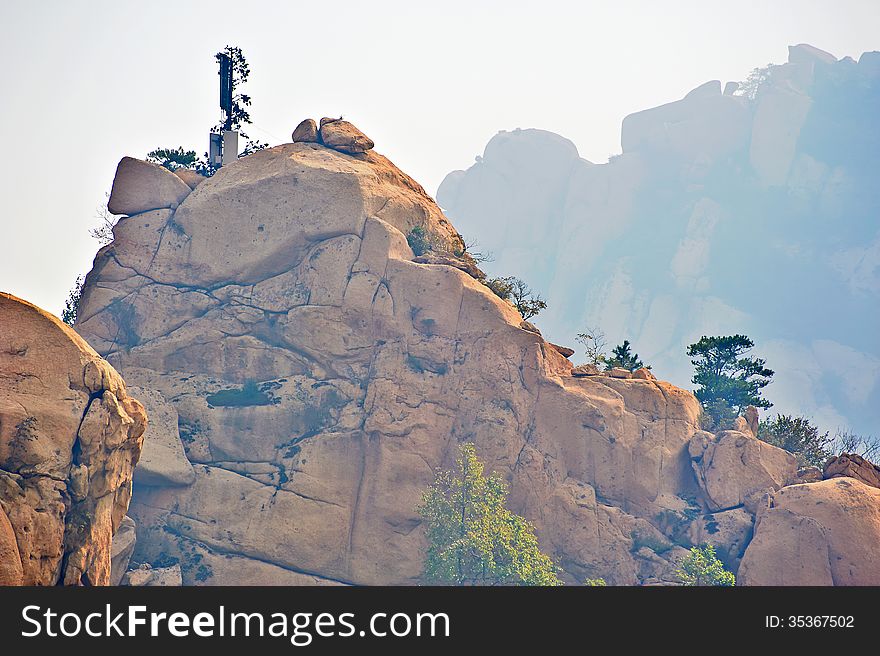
(319, 118), (375, 154)
(823, 453), (880, 490)
(292, 119), (319, 143)
(108, 157), (193, 215)
(124, 563), (182, 586)
(173, 168), (207, 190)
(738, 478), (880, 585)
(689, 430), (798, 512)
(76, 138), (711, 585)
(73, 118), (880, 586)
(0, 293), (146, 585)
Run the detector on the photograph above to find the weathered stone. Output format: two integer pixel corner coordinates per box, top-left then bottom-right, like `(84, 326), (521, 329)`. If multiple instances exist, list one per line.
(0, 506), (23, 585)
(739, 478), (880, 585)
(107, 157), (192, 215)
(549, 343), (575, 358)
(78, 142), (705, 585)
(319, 119), (375, 154)
(0, 293), (146, 585)
(571, 363), (601, 377)
(292, 118), (319, 143)
(687, 506), (753, 569)
(824, 453), (880, 489)
(173, 168), (206, 190)
(124, 564), (182, 586)
(632, 367), (655, 380)
(110, 516), (137, 586)
(689, 430), (798, 511)
(412, 252), (484, 280)
(129, 386), (195, 487)
(608, 367), (633, 379)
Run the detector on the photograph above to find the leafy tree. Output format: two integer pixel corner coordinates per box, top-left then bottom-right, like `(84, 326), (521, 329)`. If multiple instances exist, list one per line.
(483, 276), (547, 320)
(687, 335), (774, 429)
(61, 275), (84, 326)
(406, 225), (440, 256)
(604, 340), (648, 371)
(418, 443), (561, 586)
(575, 326), (607, 366)
(676, 544), (735, 586)
(758, 414), (833, 468)
(584, 578), (607, 586)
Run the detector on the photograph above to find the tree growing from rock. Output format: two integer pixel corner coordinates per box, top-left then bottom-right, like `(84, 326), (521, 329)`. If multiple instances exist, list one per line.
(61, 275), (84, 326)
(676, 544), (735, 586)
(418, 443), (561, 586)
(484, 276), (546, 320)
(687, 335), (774, 429)
(575, 326), (607, 366)
(604, 340), (648, 371)
(758, 414), (833, 468)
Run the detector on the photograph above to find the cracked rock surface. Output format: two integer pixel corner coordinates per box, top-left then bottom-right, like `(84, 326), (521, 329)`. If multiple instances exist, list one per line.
(0, 293), (146, 585)
(74, 140), (880, 586)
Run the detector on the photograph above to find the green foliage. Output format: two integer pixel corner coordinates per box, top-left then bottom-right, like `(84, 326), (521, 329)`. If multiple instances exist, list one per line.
(584, 578), (607, 586)
(418, 443), (562, 586)
(406, 225), (441, 256)
(484, 276), (547, 320)
(687, 335), (774, 429)
(676, 544), (735, 586)
(758, 414), (833, 468)
(146, 147), (199, 171)
(206, 380), (274, 407)
(604, 340), (648, 371)
(61, 275), (84, 326)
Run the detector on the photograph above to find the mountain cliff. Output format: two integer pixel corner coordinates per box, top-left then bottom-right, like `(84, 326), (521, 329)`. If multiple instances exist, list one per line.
(437, 44), (880, 437)
(62, 113), (880, 585)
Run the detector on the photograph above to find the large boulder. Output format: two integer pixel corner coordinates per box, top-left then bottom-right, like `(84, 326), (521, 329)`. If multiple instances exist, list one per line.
(292, 118), (319, 143)
(0, 506), (23, 585)
(319, 119), (375, 154)
(823, 453), (880, 489)
(738, 478), (880, 585)
(0, 293), (146, 585)
(689, 430), (798, 511)
(108, 157), (193, 215)
(77, 141), (705, 585)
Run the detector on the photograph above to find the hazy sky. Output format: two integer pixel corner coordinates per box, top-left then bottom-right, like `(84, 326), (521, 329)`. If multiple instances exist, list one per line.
(2, 0), (879, 316)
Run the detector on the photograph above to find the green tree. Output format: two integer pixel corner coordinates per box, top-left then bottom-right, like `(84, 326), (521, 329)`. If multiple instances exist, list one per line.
(418, 443), (561, 586)
(758, 414), (833, 468)
(483, 276), (547, 320)
(146, 147), (199, 171)
(676, 544), (735, 586)
(687, 335), (774, 429)
(61, 275), (84, 326)
(584, 578), (607, 586)
(604, 340), (648, 371)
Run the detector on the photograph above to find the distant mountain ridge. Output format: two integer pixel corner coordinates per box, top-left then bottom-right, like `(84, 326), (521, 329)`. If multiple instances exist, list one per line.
(437, 44), (880, 436)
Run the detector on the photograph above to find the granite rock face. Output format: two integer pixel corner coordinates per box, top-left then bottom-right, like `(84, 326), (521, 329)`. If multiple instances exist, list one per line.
(0, 293), (146, 585)
(76, 141), (712, 585)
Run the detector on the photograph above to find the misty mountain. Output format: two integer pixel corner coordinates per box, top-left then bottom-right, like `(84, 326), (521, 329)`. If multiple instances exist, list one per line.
(437, 44), (880, 435)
